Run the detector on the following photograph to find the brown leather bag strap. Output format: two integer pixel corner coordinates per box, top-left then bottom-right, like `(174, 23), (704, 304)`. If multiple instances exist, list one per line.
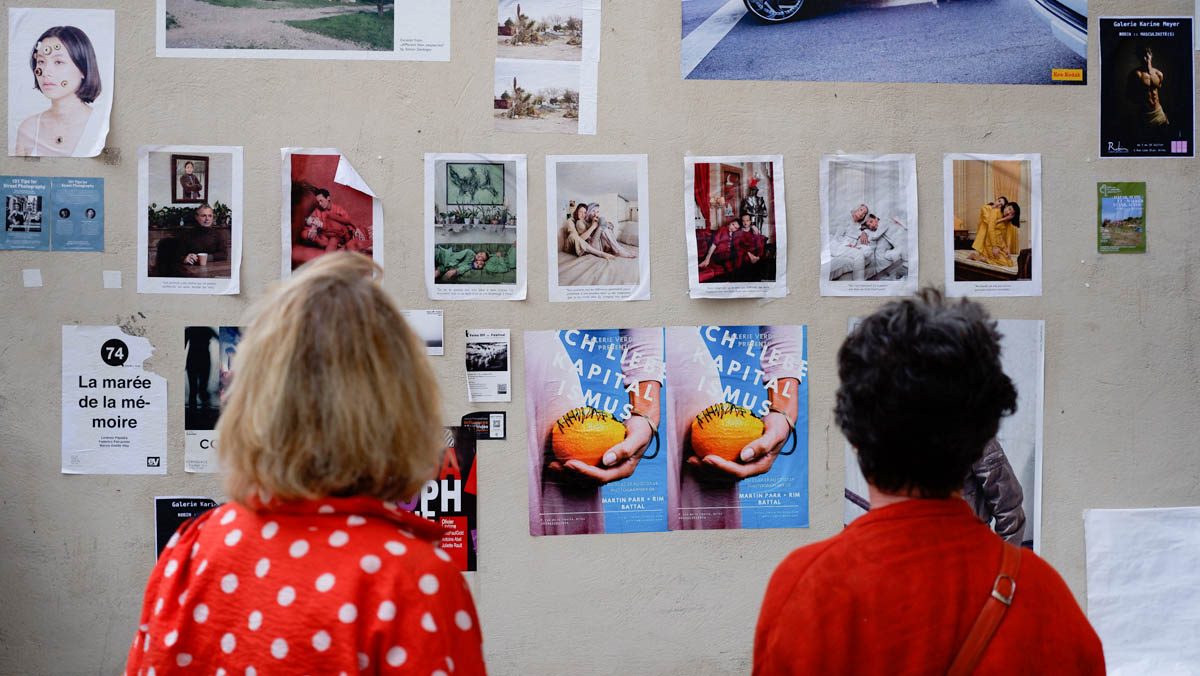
(947, 542), (1023, 676)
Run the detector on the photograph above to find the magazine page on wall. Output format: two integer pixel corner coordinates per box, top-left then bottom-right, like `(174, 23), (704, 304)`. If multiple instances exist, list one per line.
(545, 155), (650, 302)
(524, 327), (669, 535)
(137, 145), (243, 295)
(281, 148), (383, 279)
(843, 318), (1045, 552)
(818, 154), (918, 297)
(943, 153), (1042, 297)
(425, 153), (527, 300)
(8, 8), (115, 158)
(683, 155), (787, 299)
(665, 325), (809, 531)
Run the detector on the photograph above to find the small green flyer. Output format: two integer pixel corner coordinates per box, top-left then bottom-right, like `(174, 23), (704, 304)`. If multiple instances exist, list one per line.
(1097, 182), (1146, 253)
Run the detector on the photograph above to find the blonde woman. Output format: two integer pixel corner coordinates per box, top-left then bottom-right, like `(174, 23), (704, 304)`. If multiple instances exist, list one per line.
(126, 253), (486, 674)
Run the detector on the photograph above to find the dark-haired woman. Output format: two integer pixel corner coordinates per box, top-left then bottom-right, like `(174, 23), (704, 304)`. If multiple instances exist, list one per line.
(15, 26), (102, 157)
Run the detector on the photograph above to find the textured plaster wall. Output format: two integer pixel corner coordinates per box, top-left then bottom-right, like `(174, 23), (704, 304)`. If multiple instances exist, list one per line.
(1, 1), (1198, 674)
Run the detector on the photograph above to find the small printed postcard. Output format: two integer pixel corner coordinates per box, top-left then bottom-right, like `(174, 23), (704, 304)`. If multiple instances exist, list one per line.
(157, 0), (450, 61)
(1, 176), (103, 252)
(819, 154), (918, 297)
(425, 153), (527, 301)
(138, 145), (243, 295)
(684, 156), (787, 299)
(465, 329), (511, 403)
(402, 309), (445, 356)
(943, 153), (1042, 298)
(545, 154), (651, 302)
(1100, 18), (1194, 158)
(282, 148), (382, 278)
(1098, 182), (1147, 253)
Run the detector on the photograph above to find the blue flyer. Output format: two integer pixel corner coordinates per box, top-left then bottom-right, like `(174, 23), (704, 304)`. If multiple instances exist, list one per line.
(1, 176), (103, 252)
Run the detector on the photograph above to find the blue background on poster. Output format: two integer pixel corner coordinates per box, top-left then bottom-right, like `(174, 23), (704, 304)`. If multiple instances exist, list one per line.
(699, 325), (809, 529)
(559, 328), (669, 534)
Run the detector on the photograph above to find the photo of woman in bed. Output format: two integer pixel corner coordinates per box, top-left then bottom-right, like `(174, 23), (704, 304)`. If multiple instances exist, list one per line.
(561, 202), (635, 260)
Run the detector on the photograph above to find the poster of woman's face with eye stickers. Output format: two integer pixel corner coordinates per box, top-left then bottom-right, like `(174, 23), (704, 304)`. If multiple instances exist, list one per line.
(7, 8), (115, 158)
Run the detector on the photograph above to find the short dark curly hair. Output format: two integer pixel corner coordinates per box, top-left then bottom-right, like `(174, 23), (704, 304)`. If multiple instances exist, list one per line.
(836, 288), (1017, 498)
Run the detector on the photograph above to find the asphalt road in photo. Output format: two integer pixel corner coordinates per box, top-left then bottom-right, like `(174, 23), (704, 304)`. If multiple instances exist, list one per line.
(683, 0), (1087, 83)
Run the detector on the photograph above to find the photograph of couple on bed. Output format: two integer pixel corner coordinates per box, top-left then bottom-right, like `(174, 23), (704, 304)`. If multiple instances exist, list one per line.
(951, 158), (1034, 282)
(823, 155), (914, 285)
(691, 162), (778, 284)
(553, 160), (643, 288)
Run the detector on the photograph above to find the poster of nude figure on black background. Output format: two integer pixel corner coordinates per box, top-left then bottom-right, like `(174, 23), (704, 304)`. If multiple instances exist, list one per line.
(1100, 17), (1195, 158)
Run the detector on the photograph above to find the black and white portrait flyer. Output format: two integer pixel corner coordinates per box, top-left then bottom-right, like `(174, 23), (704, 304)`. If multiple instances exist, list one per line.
(545, 154), (651, 302)
(157, 0), (450, 61)
(425, 153), (528, 301)
(819, 154), (917, 297)
(138, 145), (244, 295)
(943, 153), (1042, 298)
(183, 326), (241, 474)
(844, 319), (1045, 551)
(7, 8), (115, 157)
(1100, 17), (1195, 159)
(282, 147), (383, 278)
(684, 155), (787, 299)
(465, 329), (511, 403)
(62, 326), (167, 475)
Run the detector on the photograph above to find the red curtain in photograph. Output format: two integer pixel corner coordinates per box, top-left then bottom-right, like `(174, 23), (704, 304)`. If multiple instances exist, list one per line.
(694, 164), (710, 228)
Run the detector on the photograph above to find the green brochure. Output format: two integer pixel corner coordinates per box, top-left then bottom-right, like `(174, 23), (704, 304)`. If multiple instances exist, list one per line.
(1098, 182), (1146, 254)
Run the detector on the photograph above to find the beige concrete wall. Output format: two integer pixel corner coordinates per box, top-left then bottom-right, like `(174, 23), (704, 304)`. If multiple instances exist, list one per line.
(1, 1), (1197, 674)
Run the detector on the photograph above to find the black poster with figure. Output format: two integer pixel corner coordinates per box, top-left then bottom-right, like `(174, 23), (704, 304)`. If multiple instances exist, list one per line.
(1099, 17), (1195, 158)
(154, 497), (219, 558)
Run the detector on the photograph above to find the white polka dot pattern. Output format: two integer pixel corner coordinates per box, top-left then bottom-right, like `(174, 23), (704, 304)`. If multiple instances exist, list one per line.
(289, 540), (309, 558)
(386, 646), (407, 667)
(270, 638), (288, 659)
(419, 574), (440, 595)
(126, 499), (484, 674)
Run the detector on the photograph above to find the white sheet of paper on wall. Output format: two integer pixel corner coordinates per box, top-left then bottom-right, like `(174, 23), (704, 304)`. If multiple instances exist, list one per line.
(1085, 506), (1200, 674)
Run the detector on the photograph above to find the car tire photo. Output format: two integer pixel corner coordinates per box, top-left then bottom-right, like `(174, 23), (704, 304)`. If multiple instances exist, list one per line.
(743, 0), (808, 23)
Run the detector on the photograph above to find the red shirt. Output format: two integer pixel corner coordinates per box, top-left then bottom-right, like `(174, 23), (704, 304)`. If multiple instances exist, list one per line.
(125, 496), (485, 675)
(754, 499), (1104, 675)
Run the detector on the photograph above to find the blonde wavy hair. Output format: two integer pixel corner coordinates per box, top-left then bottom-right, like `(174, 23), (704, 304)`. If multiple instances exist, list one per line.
(218, 252), (442, 504)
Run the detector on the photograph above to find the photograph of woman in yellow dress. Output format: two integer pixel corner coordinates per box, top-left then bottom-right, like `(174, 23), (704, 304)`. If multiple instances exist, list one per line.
(968, 199), (1021, 267)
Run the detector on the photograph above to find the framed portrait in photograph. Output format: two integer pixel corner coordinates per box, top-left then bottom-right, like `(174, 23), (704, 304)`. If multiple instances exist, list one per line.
(446, 163), (505, 206)
(172, 154), (208, 204)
